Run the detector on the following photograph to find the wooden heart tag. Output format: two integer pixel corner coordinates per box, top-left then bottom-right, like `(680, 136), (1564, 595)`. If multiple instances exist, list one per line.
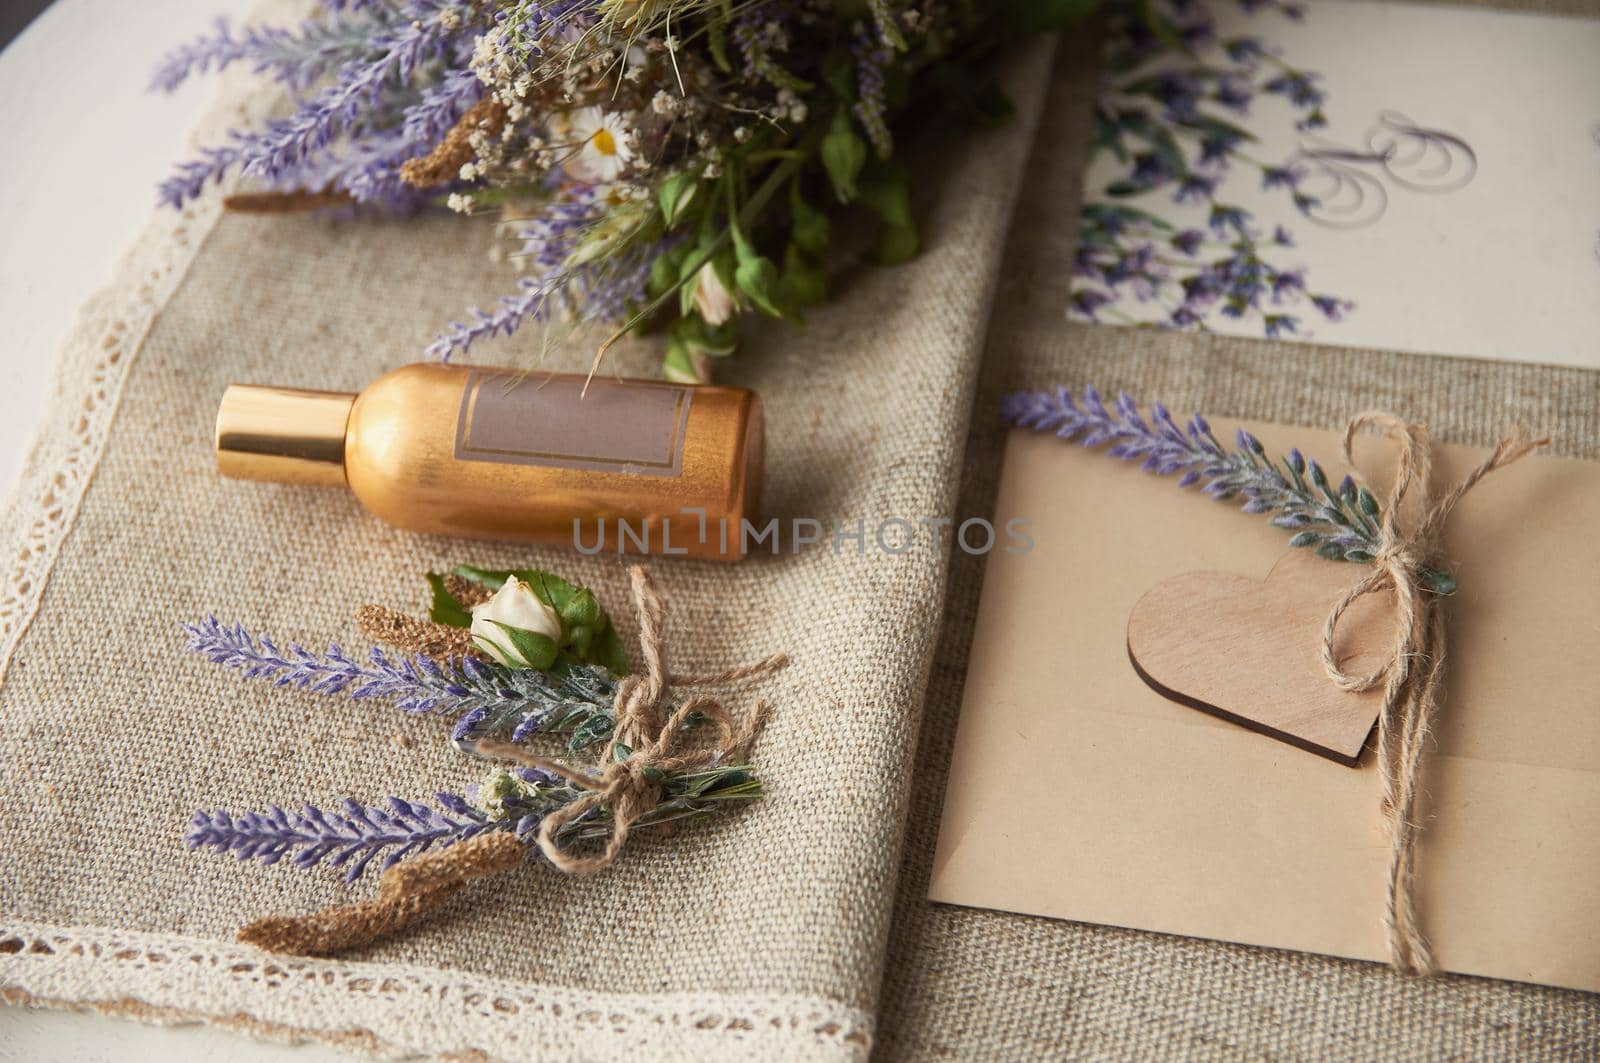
(1126, 550), (1395, 765)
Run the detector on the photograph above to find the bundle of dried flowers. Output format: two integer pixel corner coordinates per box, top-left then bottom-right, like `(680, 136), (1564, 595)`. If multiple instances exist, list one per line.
(184, 564), (786, 952)
(154, 0), (1093, 381)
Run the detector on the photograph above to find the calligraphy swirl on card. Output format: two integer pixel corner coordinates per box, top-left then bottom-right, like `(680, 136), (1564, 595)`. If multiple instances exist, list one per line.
(1292, 113), (1477, 230)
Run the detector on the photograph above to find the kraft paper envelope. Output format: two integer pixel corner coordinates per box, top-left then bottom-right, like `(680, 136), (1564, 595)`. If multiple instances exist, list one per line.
(929, 420), (1600, 992)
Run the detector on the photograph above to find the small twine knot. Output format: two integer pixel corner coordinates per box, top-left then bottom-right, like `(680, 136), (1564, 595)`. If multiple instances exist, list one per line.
(520, 566), (788, 874)
(1318, 412), (1545, 975)
(239, 566), (786, 954)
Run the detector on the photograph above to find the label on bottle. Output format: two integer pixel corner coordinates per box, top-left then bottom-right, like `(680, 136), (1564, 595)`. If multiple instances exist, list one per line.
(454, 371), (693, 477)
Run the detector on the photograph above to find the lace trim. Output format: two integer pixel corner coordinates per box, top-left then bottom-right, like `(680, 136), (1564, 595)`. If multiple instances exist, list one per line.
(0, 5), (305, 686)
(0, 922), (873, 1060)
(0, 5), (874, 1055)
(0, 198), (224, 687)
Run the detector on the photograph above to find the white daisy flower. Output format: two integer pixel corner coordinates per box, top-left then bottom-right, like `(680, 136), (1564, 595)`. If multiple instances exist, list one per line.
(557, 106), (635, 184)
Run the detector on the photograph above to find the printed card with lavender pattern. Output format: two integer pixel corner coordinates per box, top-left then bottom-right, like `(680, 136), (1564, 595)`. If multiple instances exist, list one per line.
(1074, 0), (1600, 368)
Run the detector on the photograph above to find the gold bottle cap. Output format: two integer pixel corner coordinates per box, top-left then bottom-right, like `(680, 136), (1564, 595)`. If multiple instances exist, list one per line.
(215, 384), (355, 487)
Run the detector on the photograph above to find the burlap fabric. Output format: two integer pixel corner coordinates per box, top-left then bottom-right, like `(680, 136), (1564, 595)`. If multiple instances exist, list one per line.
(3, 2), (1597, 1058)
(875, 5), (1600, 1059)
(0, 15), (1055, 1059)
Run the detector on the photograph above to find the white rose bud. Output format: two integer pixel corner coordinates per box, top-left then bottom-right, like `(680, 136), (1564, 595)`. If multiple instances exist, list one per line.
(693, 262), (735, 326)
(470, 576), (562, 669)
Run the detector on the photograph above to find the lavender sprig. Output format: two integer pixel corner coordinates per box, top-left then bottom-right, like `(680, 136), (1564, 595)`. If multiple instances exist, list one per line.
(187, 794), (498, 882)
(1002, 386), (1420, 572)
(150, 13), (391, 93)
(188, 762), (761, 881)
(158, 0), (469, 208)
(183, 618), (617, 750)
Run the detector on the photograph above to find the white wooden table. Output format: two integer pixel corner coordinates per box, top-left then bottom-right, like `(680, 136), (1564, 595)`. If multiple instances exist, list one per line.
(0, 3), (349, 1058)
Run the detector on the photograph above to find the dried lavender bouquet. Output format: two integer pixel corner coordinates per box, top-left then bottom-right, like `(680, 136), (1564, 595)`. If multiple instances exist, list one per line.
(185, 565), (767, 887)
(153, 0), (1095, 382)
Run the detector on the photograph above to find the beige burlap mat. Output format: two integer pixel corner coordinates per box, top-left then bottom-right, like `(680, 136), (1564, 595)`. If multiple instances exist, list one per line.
(0, 23), (1057, 1061)
(875, 6), (1600, 1059)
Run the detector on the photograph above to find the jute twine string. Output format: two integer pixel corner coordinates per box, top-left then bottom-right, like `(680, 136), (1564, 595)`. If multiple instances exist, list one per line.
(1318, 413), (1545, 975)
(509, 566), (789, 874)
(239, 566), (786, 955)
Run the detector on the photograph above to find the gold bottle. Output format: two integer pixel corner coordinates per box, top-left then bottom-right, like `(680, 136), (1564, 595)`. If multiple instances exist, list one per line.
(215, 363), (763, 560)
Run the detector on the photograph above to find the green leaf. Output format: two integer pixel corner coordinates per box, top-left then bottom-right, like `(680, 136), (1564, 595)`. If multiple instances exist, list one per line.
(820, 46), (855, 100)
(487, 620), (559, 671)
(567, 714), (614, 752)
(706, 13), (731, 73)
(859, 161), (913, 229)
(648, 251), (680, 299)
(775, 243), (828, 307)
(790, 195), (830, 255)
(1356, 486), (1379, 516)
(995, 0), (1099, 34)
(672, 315), (738, 357)
(663, 336), (710, 383)
(679, 244), (735, 319)
(658, 172), (699, 226)
(588, 624), (630, 676)
(821, 109), (867, 203)
(1421, 568), (1457, 596)
(874, 221), (919, 266)
(558, 587), (602, 630)
(426, 572), (473, 628)
(1176, 113), (1258, 145)
(735, 253), (785, 318)
(1288, 530), (1320, 548)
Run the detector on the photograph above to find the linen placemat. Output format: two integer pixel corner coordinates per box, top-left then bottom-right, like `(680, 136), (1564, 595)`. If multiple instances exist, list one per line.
(0, 20), (1057, 1059)
(875, 5), (1600, 1058)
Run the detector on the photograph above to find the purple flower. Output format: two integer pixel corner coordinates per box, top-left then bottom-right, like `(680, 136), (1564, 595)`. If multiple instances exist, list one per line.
(1151, 72), (1204, 120)
(1263, 313), (1298, 338)
(1271, 268), (1306, 299)
(1172, 228), (1205, 256)
(156, 0), (473, 209)
(1069, 288), (1115, 322)
(1208, 203), (1249, 234)
(1312, 294), (1352, 321)
(1261, 164), (1302, 191)
(427, 186), (670, 361)
(1198, 132), (1242, 169)
(182, 617), (617, 749)
(1263, 70), (1323, 109)
(1132, 151), (1176, 188)
(1174, 174), (1217, 204)
(1223, 36), (1265, 64)
(1215, 74), (1253, 112)
(1001, 386), (1387, 563)
(187, 796), (502, 882)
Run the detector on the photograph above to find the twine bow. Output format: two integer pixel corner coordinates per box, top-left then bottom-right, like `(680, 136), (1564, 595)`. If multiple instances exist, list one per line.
(1318, 413), (1544, 974)
(239, 566), (786, 955)
(517, 565), (789, 874)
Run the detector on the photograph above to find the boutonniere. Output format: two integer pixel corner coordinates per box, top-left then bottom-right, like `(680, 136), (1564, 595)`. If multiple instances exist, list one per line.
(186, 565), (786, 955)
